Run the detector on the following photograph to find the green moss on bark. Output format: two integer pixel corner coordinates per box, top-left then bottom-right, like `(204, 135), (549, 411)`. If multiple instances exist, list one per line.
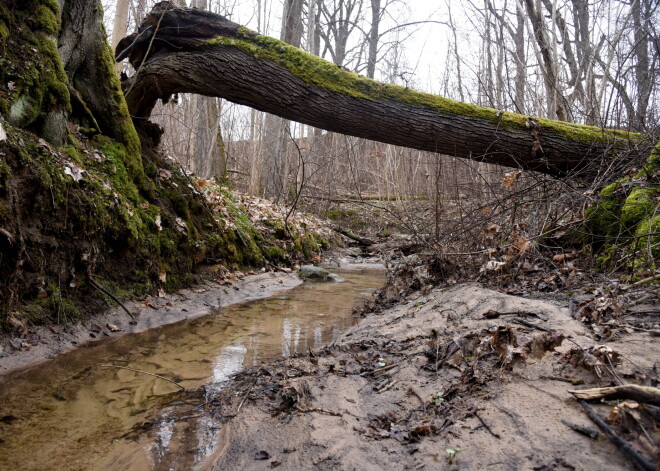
(1, 0), (70, 144)
(206, 28), (641, 147)
(621, 188), (657, 228)
(634, 215), (660, 263)
(95, 36), (143, 181)
(33, 5), (59, 35)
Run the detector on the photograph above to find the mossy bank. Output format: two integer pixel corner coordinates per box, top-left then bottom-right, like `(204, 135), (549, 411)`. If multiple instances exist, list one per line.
(0, 0), (329, 332)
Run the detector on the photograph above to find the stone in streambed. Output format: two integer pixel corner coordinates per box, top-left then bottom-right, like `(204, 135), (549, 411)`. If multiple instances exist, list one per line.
(298, 265), (343, 282)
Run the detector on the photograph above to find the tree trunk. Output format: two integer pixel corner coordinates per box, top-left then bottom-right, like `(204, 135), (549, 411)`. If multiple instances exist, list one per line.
(118, 2), (646, 179)
(111, 0), (130, 74)
(189, 0), (226, 181)
(366, 0), (380, 79)
(632, 0), (651, 131)
(59, 0), (143, 179)
(260, 0), (304, 200)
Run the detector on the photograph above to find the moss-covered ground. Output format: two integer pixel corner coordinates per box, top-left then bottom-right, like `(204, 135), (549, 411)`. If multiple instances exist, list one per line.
(0, 119), (329, 331)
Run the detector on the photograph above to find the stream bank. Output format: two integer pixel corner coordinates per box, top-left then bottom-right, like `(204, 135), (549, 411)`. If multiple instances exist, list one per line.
(206, 281), (659, 470)
(0, 263), (386, 470)
(0, 269), (304, 375)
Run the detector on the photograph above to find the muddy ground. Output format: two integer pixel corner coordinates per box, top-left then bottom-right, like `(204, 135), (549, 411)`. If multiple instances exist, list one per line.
(205, 282), (659, 470)
(0, 270), (303, 375)
(1, 254), (658, 470)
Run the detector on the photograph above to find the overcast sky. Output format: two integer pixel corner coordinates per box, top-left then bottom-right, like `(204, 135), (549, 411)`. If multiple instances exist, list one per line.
(212, 1), (457, 95)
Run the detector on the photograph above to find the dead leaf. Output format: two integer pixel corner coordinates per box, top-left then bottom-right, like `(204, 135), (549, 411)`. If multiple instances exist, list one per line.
(159, 269), (167, 283)
(410, 425), (435, 437)
(106, 323), (121, 332)
(552, 252), (575, 262)
(490, 326), (518, 365)
(157, 168), (172, 180)
(174, 217), (187, 233)
(484, 224), (501, 238)
(502, 171), (523, 188)
(26, 333), (40, 346)
(63, 162), (86, 182)
(523, 331), (564, 358)
(8, 313), (26, 332)
(511, 234), (532, 254)
(10, 338), (28, 350)
(157, 288), (166, 298)
(482, 309), (502, 319)
(480, 260), (506, 272)
(389, 424), (409, 442)
(91, 152), (105, 162)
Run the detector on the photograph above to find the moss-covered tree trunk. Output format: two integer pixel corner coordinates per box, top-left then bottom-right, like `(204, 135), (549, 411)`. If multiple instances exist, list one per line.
(57, 0), (143, 180)
(119, 2), (649, 180)
(0, 0), (142, 180)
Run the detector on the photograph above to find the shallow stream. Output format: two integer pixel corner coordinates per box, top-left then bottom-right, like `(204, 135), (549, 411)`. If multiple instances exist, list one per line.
(0, 267), (384, 470)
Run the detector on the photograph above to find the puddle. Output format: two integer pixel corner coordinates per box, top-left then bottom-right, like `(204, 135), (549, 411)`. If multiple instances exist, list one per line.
(0, 267), (384, 470)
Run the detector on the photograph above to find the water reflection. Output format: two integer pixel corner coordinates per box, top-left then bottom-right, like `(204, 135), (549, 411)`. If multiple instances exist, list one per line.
(0, 268), (384, 471)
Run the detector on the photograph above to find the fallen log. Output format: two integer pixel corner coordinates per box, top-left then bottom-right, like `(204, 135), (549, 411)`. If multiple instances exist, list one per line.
(118, 2), (648, 179)
(332, 227), (376, 247)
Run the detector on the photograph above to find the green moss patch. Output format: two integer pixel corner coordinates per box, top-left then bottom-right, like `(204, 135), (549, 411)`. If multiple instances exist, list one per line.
(587, 141), (660, 269)
(0, 0), (70, 142)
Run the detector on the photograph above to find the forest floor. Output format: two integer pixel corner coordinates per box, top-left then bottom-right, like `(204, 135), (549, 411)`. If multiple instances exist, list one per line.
(204, 255), (659, 471)
(1, 245), (658, 470)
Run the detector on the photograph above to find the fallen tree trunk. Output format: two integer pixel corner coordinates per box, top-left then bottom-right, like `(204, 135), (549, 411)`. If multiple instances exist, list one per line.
(118, 1), (647, 179)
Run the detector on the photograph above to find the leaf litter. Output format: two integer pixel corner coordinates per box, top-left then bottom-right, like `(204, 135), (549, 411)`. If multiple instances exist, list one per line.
(159, 254), (658, 470)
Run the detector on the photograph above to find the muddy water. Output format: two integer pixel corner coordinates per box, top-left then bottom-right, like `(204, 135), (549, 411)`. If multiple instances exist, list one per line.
(0, 268), (384, 471)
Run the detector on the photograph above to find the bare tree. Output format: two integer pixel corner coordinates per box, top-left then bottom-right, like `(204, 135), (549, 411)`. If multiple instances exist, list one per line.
(111, 0), (131, 73)
(261, 0), (304, 200)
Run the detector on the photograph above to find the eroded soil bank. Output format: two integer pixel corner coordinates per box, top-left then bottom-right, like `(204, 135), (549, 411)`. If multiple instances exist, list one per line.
(207, 283), (659, 470)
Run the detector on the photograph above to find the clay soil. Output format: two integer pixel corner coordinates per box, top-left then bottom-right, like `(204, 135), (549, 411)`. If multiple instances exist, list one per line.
(206, 282), (659, 470)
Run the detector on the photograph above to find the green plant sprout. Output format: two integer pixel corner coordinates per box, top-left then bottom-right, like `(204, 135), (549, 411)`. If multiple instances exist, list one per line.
(431, 392), (444, 405)
(446, 447), (461, 463)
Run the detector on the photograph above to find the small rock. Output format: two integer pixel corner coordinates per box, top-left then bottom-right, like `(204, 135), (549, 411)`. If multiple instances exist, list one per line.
(299, 265), (332, 281)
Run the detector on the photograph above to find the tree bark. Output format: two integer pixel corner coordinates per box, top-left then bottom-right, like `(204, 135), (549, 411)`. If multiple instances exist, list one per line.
(51, 0), (143, 180)
(118, 2), (645, 179)
(111, 0), (130, 74)
(366, 0), (380, 79)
